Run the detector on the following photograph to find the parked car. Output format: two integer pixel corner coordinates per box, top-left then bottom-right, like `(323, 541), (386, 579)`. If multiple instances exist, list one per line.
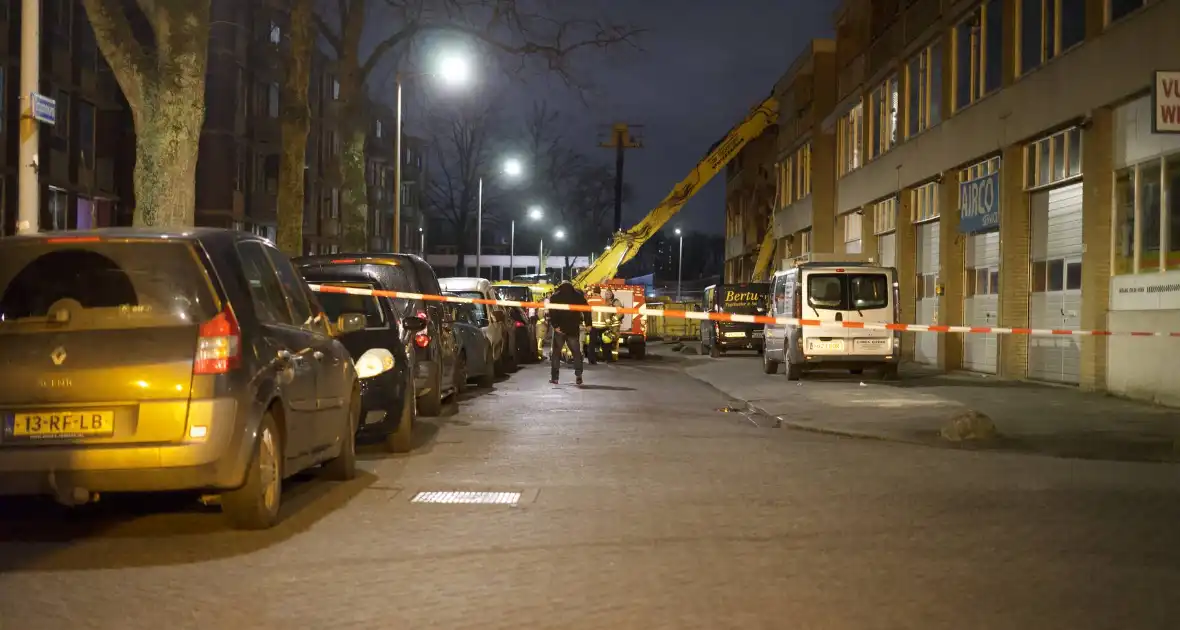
(297, 264), (427, 452)
(438, 277), (516, 375)
(295, 254), (456, 416)
(507, 306), (539, 363)
(0, 228), (359, 530)
(443, 296), (496, 388)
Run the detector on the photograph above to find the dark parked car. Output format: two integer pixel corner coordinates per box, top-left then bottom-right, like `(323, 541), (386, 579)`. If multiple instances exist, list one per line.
(507, 306), (539, 363)
(443, 298), (496, 389)
(0, 228), (360, 530)
(295, 254), (456, 416)
(298, 266), (427, 453)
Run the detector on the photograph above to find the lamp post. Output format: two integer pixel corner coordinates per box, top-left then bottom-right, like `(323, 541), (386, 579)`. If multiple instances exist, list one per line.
(476, 157), (523, 276)
(394, 52), (470, 253)
(674, 228), (684, 301)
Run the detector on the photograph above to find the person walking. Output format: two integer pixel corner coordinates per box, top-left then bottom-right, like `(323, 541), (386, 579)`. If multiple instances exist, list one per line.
(546, 281), (590, 385)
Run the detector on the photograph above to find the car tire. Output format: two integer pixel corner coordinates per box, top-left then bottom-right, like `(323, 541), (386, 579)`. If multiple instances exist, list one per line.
(762, 351), (780, 374)
(222, 411), (283, 530)
(785, 354), (803, 381)
(385, 382), (415, 453)
(477, 343), (495, 387)
(322, 386), (359, 481)
(506, 339), (519, 372)
(417, 363), (443, 416)
(454, 351), (468, 394)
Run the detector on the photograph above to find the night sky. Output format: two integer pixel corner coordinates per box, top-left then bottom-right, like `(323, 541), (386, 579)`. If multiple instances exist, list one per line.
(376, 0), (837, 236)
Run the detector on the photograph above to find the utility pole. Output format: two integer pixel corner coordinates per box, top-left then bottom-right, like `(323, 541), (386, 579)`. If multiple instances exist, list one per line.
(393, 75), (403, 252)
(598, 123), (642, 232)
(18, 0), (43, 234)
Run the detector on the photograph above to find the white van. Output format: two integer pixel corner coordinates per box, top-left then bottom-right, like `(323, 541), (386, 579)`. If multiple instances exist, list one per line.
(439, 277), (515, 374)
(762, 259), (900, 380)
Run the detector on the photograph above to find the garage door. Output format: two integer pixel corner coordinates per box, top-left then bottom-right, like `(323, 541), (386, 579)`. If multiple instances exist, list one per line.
(1028, 183), (1083, 383)
(963, 230), (999, 373)
(914, 221), (939, 365)
(878, 232), (896, 268)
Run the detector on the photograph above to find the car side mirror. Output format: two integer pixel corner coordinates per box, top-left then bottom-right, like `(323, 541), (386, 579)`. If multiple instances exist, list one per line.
(336, 313), (367, 334)
(401, 316), (427, 334)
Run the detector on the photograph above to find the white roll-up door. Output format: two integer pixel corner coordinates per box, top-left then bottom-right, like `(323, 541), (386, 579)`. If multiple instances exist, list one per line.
(1028, 183), (1084, 383)
(877, 232), (896, 268)
(962, 231), (1000, 373)
(914, 221), (940, 365)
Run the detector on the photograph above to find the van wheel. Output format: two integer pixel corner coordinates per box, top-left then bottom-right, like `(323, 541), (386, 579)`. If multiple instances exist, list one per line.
(222, 412), (283, 530)
(417, 365), (443, 416)
(762, 352), (779, 374)
(709, 343), (720, 359)
(322, 386), (359, 480)
(785, 355), (802, 381)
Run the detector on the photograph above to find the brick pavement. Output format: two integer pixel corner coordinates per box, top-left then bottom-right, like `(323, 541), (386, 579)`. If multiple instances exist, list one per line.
(2, 359), (1180, 629)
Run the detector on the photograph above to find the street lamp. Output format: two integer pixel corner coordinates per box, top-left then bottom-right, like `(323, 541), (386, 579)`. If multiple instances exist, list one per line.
(510, 205), (543, 281)
(394, 50), (472, 253)
(674, 227), (684, 301)
(475, 157), (524, 276)
(541, 228), (565, 277)
(419, 226), (425, 255)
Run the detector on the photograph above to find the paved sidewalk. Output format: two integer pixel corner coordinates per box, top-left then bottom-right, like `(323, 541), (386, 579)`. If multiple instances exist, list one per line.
(685, 354), (1180, 462)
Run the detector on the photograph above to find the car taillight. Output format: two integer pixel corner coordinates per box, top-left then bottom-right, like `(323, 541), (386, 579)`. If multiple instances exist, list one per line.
(793, 289), (802, 319)
(515, 320), (524, 328)
(414, 310), (430, 347)
(194, 309), (241, 374)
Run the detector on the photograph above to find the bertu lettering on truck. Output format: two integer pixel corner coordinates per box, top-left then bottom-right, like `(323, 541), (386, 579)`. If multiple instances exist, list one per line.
(724, 290), (761, 303)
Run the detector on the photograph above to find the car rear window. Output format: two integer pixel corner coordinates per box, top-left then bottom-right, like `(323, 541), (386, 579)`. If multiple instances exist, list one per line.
(495, 286), (532, 302)
(456, 291), (489, 320)
(0, 239), (218, 330)
(807, 273), (890, 311)
(315, 283), (386, 328)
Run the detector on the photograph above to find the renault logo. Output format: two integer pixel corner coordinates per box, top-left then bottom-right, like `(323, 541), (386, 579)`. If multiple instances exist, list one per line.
(50, 346), (67, 366)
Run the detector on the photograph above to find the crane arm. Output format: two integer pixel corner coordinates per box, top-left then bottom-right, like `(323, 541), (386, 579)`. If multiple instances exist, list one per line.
(572, 96), (779, 288)
(751, 220), (777, 281)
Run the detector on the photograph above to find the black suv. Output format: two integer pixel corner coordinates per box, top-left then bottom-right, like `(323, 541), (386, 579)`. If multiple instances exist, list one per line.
(295, 254), (455, 415)
(0, 229), (360, 530)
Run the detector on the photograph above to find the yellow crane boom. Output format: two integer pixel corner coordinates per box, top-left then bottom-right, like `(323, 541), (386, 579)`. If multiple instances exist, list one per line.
(572, 96), (779, 289)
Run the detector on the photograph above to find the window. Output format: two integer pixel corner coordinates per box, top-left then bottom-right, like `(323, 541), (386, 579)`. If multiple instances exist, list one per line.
(375, 120), (383, 138)
(953, 0), (1003, 111)
(1107, 0), (1146, 24)
(807, 273), (890, 310)
(0, 67), (6, 135)
(54, 90), (70, 140)
(77, 101), (95, 168)
(911, 182), (940, 222)
(331, 77), (341, 100)
(837, 102), (864, 176)
(269, 21), (281, 44)
(843, 212), (863, 254)
(1113, 153), (1180, 273)
(778, 157), (793, 205)
(1031, 258), (1080, 292)
(266, 247), (315, 327)
(792, 143), (812, 201)
(268, 83), (279, 118)
(868, 75), (899, 158)
(1018, 0), (1086, 75)
(905, 40), (943, 138)
(873, 197), (898, 234)
(1024, 126), (1081, 189)
(237, 242), (292, 324)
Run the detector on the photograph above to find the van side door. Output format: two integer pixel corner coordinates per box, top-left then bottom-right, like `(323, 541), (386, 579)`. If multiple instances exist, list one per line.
(766, 276), (787, 361)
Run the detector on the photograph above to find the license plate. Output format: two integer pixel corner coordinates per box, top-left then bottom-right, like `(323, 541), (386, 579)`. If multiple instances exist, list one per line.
(724, 331), (747, 338)
(809, 340), (844, 352)
(9, 411), (115, 439)
(751, 330), (763, 337)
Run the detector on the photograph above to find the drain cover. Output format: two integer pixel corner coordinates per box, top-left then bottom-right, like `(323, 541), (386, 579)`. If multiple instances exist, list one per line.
(410, 491), (522, 505)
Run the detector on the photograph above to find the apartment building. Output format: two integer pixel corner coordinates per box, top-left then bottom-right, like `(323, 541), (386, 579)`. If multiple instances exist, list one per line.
(723, 117), (777, 282)
(794, 0), (1180, 405)
(0, 1), (135, 236)
(364, 109), (429, 254)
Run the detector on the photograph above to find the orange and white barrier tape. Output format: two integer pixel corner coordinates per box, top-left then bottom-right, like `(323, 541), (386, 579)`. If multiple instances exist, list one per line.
(306, 284), (1180, 338)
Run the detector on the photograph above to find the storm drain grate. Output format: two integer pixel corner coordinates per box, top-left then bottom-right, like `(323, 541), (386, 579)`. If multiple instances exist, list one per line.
(410, 491), (521, 505)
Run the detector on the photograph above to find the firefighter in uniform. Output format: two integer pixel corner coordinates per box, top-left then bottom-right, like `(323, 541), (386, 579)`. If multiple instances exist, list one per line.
(589, 288), (623, 362)
(585, 288), (606, 364)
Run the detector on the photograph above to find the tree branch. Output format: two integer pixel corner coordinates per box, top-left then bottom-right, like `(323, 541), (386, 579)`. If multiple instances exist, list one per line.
(81, 0), (151, 113)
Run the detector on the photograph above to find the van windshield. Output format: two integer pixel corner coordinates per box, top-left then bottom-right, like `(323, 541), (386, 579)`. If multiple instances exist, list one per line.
(807, 273), (890, 311)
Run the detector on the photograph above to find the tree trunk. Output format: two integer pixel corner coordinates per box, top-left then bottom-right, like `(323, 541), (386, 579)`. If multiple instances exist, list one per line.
(131, 79), (205, 227)
(338, 119), (369, 250)
(276, 0), (315, 255)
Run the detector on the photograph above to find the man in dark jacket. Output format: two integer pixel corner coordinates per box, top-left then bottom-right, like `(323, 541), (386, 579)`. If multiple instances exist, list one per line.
(546, 281), (591, 385)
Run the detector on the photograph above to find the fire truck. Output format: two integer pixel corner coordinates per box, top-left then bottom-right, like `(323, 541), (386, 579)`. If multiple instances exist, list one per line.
(584, 281), (648, 360)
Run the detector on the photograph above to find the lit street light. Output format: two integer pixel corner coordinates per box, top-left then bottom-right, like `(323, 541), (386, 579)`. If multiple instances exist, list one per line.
(437, 53), (470, 86)
(528, 205), (543, 221)
(476, 156), (525, 275)
(502, 157), (524, 177)
(510, 206), (543, 281)
(674, 228), (684, 302)
(540, 228), (565, 278)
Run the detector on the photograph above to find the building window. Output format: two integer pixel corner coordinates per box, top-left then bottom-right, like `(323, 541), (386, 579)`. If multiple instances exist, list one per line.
(777, 157), (793, 206)
(873, 197), (898, 234)
(1018, 0), (1086, 76)
(269, 21), (281, 44)
(1114, 153), (1180, 274)
(1107, 0), (1146, 24)
(953, 0), (1003, 111)
(268, 83), (279, 118)
(77, 101), (95, 168)
(375, 120), (383, 138)
(53, 90), (70, 140)
(1024, 127), (1081, 189)
(837, 102), (864, 176)
(905, 40), (943, 138)
(331, 77), (341, 100)
(792, 143), (812, 201)
(0, 67), (5, 135)
(844, 212), (863, 254)
(868, 75), (900, 158)
(911, 181), (940, 222)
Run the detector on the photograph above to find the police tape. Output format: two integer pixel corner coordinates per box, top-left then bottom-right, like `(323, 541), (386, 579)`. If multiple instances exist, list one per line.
(305, 284), (1180, 338)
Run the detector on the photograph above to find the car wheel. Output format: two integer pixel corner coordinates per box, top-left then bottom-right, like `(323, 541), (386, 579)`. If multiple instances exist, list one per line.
(762, 350), (780, 374)
(476, 344), (495, 387)
(322, 386), (359, 481)
(222, 411), (283, 530)
(506, 338), (519, 372)
(417, 362), (443, 416)
(454, 351), (468, 394)
(385, 381), (415, 453)
(494, 345), (507, 377)
(785, 353), (803, 381)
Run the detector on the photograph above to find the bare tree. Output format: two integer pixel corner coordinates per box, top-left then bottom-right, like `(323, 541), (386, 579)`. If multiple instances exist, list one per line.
(314, 0), (644, 251)
(81, 0), (212, 227)
(277, 0), (317, 255)
(423, 96), (507, 274)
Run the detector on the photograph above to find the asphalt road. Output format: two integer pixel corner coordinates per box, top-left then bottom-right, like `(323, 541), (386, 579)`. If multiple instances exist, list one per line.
(2, 352), (1180, 629)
